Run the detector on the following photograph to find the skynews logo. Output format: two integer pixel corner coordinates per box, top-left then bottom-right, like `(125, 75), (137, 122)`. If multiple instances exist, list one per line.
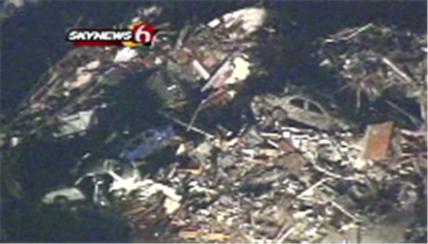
(66, 24), (158, 47)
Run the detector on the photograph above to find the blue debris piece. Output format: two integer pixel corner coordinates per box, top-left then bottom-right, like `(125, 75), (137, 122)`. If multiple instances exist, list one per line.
(120, 125), (176, 161)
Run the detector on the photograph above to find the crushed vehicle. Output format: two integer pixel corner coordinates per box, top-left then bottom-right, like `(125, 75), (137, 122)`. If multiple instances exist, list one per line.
(120, 124), (178, 163)
(41, 186), (86, 205)
(251, 93), (351, 131)
(73, 159), (142, 203)
(42, 159), (142, 207)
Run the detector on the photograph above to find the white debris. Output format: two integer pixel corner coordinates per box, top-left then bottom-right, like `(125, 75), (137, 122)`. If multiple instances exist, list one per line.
(189, 183), (218, 196)
(154, 182), (182, 202)
(225, 55), (251, 84)
(134, 179), (182, 215)
(207, 18), (221, 28)
(176, 143), (190, 156)
(201, 53), (251, 91)
(163, 197), (181, 214)
(69, 73), (92, 89)
(66, 60), (101, 89)
(192, 59), (211, 80)
(114, 47), (138, 63)
(208, 7), (267, 36)
(108, 171), (143, 195)
(352, 157), (372, 170)
(54, 110), (95, 137)
(42, 187), (86, 204)
(154, 57), (163, 65)
(11, 137), (21, 147)
(84, 60), (101, 70)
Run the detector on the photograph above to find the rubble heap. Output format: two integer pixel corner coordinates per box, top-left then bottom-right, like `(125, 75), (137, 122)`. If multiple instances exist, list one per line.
(315, 23), (426, 124)
(1, 6), (426, 243)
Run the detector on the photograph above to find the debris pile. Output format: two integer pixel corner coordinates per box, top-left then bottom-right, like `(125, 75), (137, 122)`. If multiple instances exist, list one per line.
(315, 24), (426, 125)
(117, 122), (425, 242)
(1, 5), (426, 243)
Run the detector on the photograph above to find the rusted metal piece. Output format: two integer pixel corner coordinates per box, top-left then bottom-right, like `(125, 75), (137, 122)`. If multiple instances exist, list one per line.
(361, 121), (394, 161)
